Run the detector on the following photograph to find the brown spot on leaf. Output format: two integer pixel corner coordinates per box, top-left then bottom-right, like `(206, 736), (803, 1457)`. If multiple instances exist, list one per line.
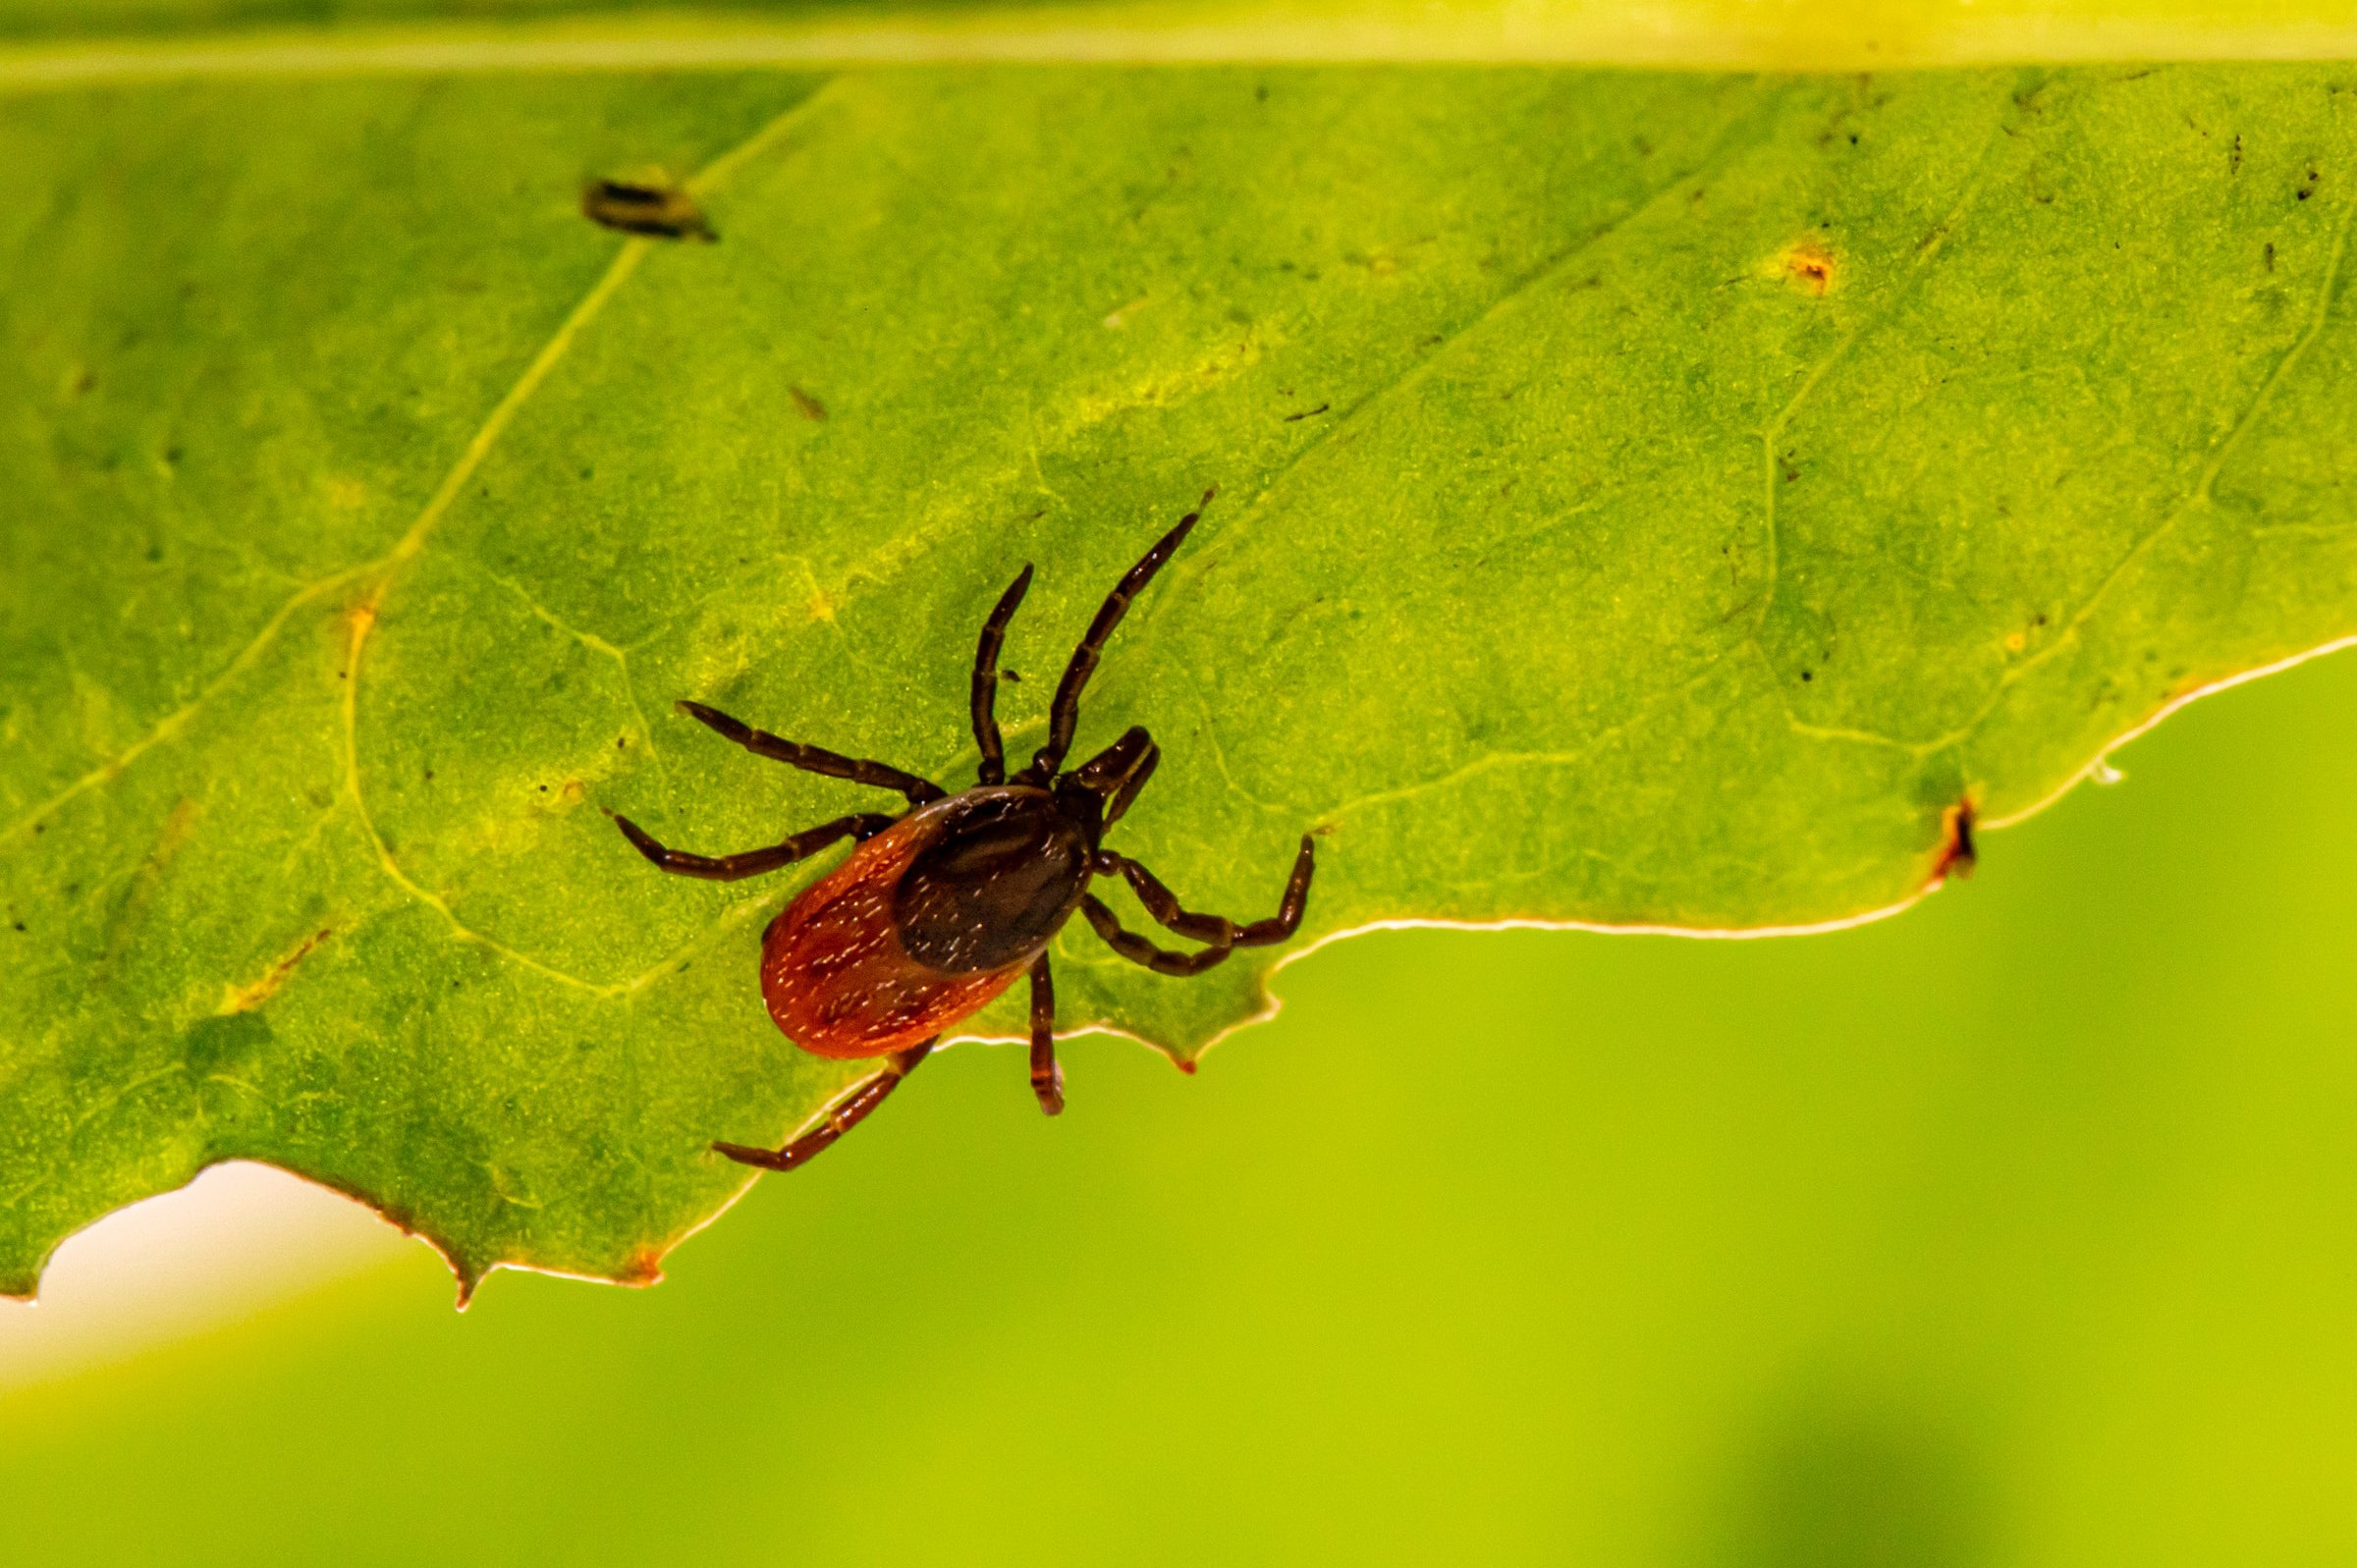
(1932, 800), (1977, 885)
(96, 798), (206, 978)
(1780, 240), (1839, 296)
(790, 385), (827, 421)
(221, 927), (335, 1014)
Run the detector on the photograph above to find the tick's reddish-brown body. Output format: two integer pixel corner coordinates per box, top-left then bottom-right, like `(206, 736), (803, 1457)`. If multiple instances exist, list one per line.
(612, 494), (1315, 1172)
(760, 789), (1088, 1059)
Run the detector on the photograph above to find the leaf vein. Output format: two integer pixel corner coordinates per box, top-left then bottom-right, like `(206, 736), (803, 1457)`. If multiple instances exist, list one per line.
(1947, 183), (2357, 751)
(1194, 81), (1794, 579)
(333, 92), (843, 994)
(1755, 106), (2015, 632)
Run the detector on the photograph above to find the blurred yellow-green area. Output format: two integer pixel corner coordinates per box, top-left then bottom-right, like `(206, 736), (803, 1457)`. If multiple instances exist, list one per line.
(3, 0), (2355, 64)
(2, 645), (2352, 1562)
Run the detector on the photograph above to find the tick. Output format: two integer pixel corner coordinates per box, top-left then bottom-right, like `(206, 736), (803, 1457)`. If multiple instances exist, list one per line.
(612, 492), (1316, 1171)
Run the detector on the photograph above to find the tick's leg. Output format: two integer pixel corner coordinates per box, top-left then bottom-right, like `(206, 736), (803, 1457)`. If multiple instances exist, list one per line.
(712, 1039), (936, 1171)
(678, 700), (946, 806)
(1079, 894), (1236, 976)
(971, 565), (1034, 786)
(1028, 951), (1064, 1115)
(1097, 837), (1315, 947)
(610, 810), (895, 882)
(1025, 489), (1214, 781)
(1105, 741), (1159, 826)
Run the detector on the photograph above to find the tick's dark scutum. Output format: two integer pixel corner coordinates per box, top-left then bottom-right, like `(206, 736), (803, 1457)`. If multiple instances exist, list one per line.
(892, 789), (1090, 973)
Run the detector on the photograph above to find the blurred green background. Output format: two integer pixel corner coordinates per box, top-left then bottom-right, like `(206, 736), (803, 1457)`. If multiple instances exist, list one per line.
(1, 645), (2352, 1562)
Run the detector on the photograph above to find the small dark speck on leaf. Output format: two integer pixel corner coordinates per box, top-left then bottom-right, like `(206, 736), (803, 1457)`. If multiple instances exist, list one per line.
(581, 178), (716, 242)
(12, 922), (25, 933)
(424, 769), (435, 781)
(617, 736), (629, 748)
(1003, 669), (1023, 683)
(790, 386), (827, 421)
(1800, 670), (1814, 681)
(1284, 403), (1331, 422)
(538, 784), (549, 792)
(1255, 82), (1269, 101)
(2266, 242), (2277, 271)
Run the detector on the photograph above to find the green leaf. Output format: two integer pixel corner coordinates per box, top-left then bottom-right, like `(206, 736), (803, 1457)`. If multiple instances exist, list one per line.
(4, 60), (2353, 1296)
